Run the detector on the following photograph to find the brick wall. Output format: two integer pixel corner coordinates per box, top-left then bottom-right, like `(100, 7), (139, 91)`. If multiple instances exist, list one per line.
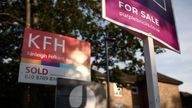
(104, 82), (182, 108)
(108, 82), (133, 108)
(159, 82), (182, 108)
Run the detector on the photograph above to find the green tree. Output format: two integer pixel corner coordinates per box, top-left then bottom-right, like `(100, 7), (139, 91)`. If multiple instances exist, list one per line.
(0, 0), (145, 74)
(0, 0), (164, 108)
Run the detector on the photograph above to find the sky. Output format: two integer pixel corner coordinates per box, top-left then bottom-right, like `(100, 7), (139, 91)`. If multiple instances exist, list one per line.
(156, 0), (192, 93)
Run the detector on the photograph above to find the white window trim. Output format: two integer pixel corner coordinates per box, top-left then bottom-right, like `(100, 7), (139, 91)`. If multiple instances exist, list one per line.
(113, 83), (123, 96)
(115, 103), (124, 108)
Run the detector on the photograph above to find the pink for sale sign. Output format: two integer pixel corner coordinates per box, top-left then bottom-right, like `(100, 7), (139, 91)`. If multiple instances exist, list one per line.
(102, 0), (180, 53)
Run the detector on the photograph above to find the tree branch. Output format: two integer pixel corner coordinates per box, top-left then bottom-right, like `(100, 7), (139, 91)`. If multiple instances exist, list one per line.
(0, 13), (25, 24)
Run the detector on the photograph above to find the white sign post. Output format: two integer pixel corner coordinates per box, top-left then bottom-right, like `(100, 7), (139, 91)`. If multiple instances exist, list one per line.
(143, 36), (160, 108)
(102, 0), (179, 107)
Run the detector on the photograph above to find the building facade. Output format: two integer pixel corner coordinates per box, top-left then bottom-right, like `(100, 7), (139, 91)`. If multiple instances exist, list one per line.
(93, 71), (183, 108)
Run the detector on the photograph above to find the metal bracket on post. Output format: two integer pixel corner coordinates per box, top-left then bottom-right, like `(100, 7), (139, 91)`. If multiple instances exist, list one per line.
(143, 36), (160, 108)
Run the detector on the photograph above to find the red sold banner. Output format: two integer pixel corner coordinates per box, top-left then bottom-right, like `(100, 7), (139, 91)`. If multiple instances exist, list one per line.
(18, 28), (91, 85)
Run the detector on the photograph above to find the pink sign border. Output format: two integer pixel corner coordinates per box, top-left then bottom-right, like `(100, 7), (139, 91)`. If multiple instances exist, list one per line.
(102, 0), (180, 53)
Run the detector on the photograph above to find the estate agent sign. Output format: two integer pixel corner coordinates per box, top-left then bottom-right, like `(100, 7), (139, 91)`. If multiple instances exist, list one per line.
(18, 28), (91, 85)
(102, 0), (180, 53)
(102, 0), (179, 107)
(56, 78), (106, 108)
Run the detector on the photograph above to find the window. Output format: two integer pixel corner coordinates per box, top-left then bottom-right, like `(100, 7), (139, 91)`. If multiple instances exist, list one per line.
(131, 86), (138, 95)
(113, 83), (123, 96)
(115, 103), (124, 108)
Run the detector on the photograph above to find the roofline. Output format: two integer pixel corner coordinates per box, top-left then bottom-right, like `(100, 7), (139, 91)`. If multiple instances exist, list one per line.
(157, 72), (183, 85)
(91, 69), (183, 85)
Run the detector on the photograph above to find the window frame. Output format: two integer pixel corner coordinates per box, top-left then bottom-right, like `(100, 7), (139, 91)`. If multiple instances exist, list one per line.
(113, 83), (123, 96)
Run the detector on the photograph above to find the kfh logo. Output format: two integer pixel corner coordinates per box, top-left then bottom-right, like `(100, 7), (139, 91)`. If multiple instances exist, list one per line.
(69, 85), (96, 108)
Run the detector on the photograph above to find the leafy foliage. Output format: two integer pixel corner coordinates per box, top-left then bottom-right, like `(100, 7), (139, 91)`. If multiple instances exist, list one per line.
(0, 0), (146, 72)
(0, 0), (164, 108)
